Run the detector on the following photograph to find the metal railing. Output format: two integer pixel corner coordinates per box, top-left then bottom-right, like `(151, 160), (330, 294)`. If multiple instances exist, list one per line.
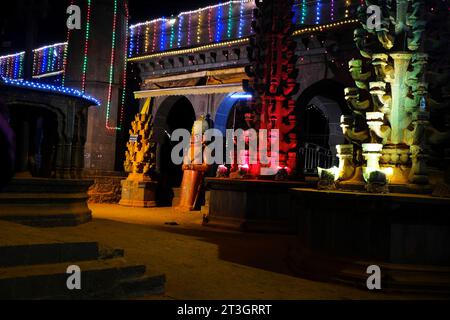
(299, 142), (334, 174)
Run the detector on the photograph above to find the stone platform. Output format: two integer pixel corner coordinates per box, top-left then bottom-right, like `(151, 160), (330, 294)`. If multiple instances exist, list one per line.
(203, 178), (316, 234)
(0, 221), (165, 299)
(0, 178), (93, 227)
(289, 188), (450, 294)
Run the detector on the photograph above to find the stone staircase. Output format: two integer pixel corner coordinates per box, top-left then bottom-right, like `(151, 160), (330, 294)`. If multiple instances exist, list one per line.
(0, 223), (165, 299)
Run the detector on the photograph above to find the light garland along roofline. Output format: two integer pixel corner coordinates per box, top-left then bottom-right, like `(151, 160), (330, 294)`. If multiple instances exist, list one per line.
(128, 38), (250, 62)
(0, 51), (25, 60)
(33, 42), (68, 53)
(128, 19), (359, 62)
(129, 0), (253, 30)
(292, 19), (359, 36)
(0, 77), (101, 106)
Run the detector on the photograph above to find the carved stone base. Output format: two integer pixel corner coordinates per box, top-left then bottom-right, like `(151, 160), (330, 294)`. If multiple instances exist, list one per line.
(0, 178), (92, 227)
(119, 174), (158, 208)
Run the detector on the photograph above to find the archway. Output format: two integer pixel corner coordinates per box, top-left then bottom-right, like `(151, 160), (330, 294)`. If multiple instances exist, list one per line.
(215, 93), (252, 135)
(296, 80), (348, 174)
(154, 96), (196, 196)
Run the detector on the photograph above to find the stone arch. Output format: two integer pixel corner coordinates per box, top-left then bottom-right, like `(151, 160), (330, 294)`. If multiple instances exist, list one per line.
(153, 96), (196, 187)
(214, 93), (238, 135)
(296, 79), (349, 160)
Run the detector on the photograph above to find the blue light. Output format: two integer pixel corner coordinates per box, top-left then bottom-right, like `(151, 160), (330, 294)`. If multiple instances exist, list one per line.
(1, 77), (101, 106)
(128, 27), (135, 57)
(216, 4), (223, 43)
(160, 17), (166, 51)
(177, 15), (184, 48)
(231, 93), (252, 99)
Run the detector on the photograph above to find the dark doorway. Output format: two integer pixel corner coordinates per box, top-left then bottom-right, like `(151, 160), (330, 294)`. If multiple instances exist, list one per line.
(159, 97), (196, 190)
(8, 104), (58, 178)
(296, 103), (333, 175)
(297, 104), (330, 149)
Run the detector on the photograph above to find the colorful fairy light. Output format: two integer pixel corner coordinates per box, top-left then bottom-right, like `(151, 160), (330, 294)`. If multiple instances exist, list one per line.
(238, 0), (244, 38)
(0, 52), (25, 79)
(188, 13), (192, 46)
(1, 77), (100, 105)
(105, 0), (119, 130)
(227, 1), (233, 39)
(118, 0), (130, 131)
(81, 0), (92, 92)
(32, 42), (67, 78)
(216, 3), (223, 42)
(128, 26), (135, 57)
(208, 7), (213, 42)
(177, 15), (184, 47)
(160, 17), (166, 51)
(152, 22), (157, 52)
(301, 0), (307, 24)
(331, 0), (335, 21)
(315, 0), (321, 25)
(345, 0), (351, 18)
(145, 24), (150, 53)
(197, 12), (203, 44)
(129, 1), (254, 56)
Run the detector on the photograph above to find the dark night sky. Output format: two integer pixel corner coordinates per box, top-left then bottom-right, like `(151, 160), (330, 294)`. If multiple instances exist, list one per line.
(0, 0), (220, 54)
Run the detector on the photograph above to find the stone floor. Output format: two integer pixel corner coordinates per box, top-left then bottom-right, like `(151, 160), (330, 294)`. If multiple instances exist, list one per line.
(1, 204), (439, 299)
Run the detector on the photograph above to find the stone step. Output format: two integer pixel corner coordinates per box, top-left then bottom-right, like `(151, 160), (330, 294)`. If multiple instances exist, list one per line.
(0, 258), (165, 299)
(0, 242), (100, 268)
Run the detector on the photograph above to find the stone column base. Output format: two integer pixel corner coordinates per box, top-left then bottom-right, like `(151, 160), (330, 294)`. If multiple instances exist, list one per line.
(119, 175), (158, 208)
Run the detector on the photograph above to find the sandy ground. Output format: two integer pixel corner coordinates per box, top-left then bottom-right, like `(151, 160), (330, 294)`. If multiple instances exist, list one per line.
(73, 204), (430, 300)
(1, 204), (433, 300)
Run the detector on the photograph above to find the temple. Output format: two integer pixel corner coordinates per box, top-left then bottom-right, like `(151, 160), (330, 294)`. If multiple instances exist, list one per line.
(0, 0), (449, 299)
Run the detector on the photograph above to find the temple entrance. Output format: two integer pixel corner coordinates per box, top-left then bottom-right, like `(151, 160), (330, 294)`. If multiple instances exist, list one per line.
(154, 96), (196, 204)
(8, 104), (58, 178)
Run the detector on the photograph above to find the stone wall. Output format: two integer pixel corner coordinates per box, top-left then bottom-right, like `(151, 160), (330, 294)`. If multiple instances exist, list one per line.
(85, 170), (126, 204)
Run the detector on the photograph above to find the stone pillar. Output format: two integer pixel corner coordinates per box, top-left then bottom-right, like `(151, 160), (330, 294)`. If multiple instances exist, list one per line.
(64, 0), (128, 172)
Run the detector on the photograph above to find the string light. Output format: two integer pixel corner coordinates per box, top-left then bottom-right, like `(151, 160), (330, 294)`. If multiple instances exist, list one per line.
(301, 0), (307, 24)
(177, 15), (184, 47)
(0, 52), (25, 79)
(145, 24), (150, 53)
(208, 7), (213, 42)
(81, 0), (92, 92)
(227, 1), (233, 39)
(105, 0), (119, 130)
(238, 0), (244, 38)
(216, 3), (223, 42)
(160, 17), (166, 51)
(128, 26), (135, 57)
(188, 13), (192, 46)
(331, 0), (335, 21)
(129, 1), (254, 56)
(292, 19), (359, 36)
(197, 12), (203, 44)
(32, 42), (67, 78)
(315, 0), (321, 25)
(118, 0), (130, 132)
(170, 17), (176, 48)
(1, 77), (100, 105)
(152, 22), (157, 52)
(345, 0), (351, 18)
